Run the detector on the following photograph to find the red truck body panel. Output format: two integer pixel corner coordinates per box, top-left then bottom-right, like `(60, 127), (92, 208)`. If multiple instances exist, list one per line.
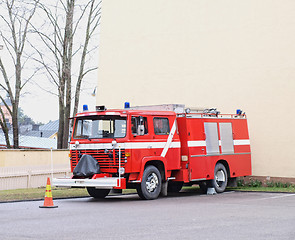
(68, 107), (251, 189)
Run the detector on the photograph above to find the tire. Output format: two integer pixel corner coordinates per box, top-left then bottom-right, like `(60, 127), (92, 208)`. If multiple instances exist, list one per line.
(86, 187), (110, 199)
(167, 181), (183, 193)
(211, 163), (228, 193)
(137, 165), (162, 200)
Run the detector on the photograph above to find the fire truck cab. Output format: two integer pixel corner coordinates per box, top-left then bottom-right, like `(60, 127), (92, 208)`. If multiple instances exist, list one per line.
(53, 104), (251, 200)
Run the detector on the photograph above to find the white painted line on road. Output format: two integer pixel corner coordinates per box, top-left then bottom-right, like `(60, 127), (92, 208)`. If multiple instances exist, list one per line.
(256, 193), (295, 201)
(222, 191), (236, 194)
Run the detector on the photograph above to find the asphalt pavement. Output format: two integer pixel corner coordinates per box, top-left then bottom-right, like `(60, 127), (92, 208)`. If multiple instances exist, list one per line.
(0, 190), (295, 240)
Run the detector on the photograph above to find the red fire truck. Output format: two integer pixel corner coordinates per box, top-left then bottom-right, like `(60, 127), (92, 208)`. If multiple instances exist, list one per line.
(53, 104), (251, 200)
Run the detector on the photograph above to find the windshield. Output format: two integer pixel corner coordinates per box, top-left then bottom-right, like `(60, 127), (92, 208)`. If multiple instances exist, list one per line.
(73, 116), (127, 139)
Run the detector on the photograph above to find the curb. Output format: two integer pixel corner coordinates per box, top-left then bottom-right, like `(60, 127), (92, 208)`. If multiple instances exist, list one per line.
(0, 196), (90, 204)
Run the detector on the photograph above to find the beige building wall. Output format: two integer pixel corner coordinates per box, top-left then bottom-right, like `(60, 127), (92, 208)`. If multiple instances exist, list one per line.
(97, 1), (295, 178)
(0, 150), (70, 190)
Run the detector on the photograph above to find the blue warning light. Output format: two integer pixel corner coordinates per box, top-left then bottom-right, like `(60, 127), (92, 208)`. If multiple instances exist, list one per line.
(83, 104), (88, 111)
(124, 102), (130, 109)
(236, 109), (242, 115)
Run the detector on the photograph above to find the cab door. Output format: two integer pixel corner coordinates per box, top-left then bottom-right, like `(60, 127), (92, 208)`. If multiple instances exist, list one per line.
(129, 115), (152, 172)
(152, 116), (180, 170)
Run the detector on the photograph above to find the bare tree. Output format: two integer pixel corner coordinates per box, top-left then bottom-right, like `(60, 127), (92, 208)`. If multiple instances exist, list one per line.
(72, 0), (100, 119)
(0, 95), (12, 148)
(0, 0), (39, 148)
(32, 0), (101, 149)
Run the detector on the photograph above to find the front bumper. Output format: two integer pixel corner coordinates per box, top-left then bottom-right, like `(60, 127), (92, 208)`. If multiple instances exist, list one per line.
(52, 177), (126, 189)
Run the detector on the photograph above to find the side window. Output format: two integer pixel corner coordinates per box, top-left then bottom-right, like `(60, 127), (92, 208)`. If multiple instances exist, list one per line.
(153, 117), (170, 135)
(131, 116), (148, 135)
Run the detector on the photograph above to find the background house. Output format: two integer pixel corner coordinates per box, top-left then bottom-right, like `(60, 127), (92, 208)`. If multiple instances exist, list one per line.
(0, 120), (59, 149)
(22, 120), (59, 139)
(0, 133), (57, 149)
(0, 97), (12, 129)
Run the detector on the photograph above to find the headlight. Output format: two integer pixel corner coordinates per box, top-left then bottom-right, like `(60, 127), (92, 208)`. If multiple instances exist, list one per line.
(119, 167), (125, 175)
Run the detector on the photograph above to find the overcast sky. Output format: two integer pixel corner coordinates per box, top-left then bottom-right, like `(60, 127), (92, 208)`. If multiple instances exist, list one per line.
(19, 71), (98, 124)
(0, 46), (98, 124)
(0, 1), (99, 124)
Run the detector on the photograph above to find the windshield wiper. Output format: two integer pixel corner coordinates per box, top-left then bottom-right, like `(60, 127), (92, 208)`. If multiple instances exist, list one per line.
(84, 136), (92, 141)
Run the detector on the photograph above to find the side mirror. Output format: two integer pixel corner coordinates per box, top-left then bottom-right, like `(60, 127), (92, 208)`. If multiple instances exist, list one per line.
(132, 116), (145, 136)
(137, 125), (144, 136)
(137, 116), (145, 136)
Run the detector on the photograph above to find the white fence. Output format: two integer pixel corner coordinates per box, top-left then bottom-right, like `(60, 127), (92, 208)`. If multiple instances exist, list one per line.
(0, 150), (70, 190)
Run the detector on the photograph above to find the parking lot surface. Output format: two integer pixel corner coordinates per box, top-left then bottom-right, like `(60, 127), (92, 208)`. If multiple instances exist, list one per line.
(0, 191), (295, 240)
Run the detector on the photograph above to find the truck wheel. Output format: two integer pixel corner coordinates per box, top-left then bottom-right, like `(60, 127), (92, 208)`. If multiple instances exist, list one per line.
(211, 163), (228, 193)
(167, 181), (183, 193)
(137, 165), (162, 200)
(86, 187), (110, 199)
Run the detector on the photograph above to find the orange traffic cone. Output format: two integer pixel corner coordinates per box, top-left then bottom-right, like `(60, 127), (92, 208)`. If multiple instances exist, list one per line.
(39, 177), (58, 208)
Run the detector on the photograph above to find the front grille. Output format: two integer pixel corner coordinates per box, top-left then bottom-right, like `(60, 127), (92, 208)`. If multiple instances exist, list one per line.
(71, 149), (125, 173)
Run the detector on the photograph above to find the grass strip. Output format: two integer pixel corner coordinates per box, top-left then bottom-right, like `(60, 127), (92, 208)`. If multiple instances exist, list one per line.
(0, 187), (138, 202)
(0, 187), (89, 202)
(228, 186), (295, 193)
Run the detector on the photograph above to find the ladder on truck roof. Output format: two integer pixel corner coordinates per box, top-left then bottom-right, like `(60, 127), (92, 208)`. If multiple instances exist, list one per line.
(129, 104), (246, 119)
(130, 104), (214, 114)
(130, 104), (185, 113)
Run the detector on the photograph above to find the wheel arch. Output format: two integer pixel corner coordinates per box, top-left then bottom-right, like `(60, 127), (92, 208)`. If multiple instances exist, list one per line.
(139, 157), (167, 182)
(216, 159), (230, 178)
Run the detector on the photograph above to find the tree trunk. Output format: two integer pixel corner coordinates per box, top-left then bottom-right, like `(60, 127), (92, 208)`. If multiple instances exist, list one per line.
(11, 105), (19, 148)
(0, 107), (11, 148)
(60, 0), (74, 149)
(12, 54), (22, 149)
(63, 70), (71, 148)
(1, 124), (11, 148)
(72, 0), (96, 121)
(57, 97), (65, 149)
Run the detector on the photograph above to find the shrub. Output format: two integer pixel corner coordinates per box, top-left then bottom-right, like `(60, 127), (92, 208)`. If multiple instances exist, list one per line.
(248, 179), (262, 187)
(237, 179), (245, 187)
(266, 181), (275, 187)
